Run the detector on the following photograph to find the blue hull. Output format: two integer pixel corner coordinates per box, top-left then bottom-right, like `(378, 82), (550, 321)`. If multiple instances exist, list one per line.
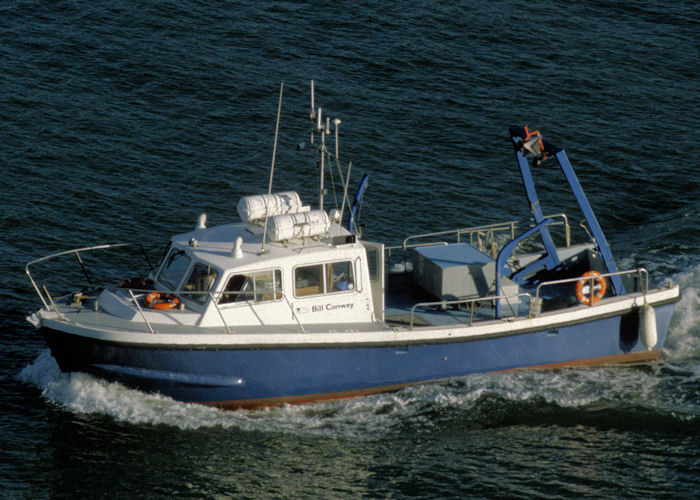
(42, 301), (676, 409)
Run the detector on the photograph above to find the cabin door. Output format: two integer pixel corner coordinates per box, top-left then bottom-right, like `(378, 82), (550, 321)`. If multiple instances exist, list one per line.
(361, 241), (385, 321)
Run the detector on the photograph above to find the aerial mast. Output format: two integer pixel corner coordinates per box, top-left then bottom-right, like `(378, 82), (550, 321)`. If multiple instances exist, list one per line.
(259, 81), (284, 255)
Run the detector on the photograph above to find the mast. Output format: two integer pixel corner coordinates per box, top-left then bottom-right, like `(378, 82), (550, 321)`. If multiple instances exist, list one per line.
(318, 107), (325, 210)
(309, 81), (347, 215)
(259, 82), (284, 255)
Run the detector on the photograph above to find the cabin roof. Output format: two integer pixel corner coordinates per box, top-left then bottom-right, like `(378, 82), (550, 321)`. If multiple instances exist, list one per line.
(170, 221), (357, 273)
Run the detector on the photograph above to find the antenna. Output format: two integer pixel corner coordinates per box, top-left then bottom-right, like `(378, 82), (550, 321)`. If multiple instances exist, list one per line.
(336, 161), (352, 235)
(308, 82), (342, 214)
(319, 112), (325, 211)
(310, 80), (316, 120)
(310, 81), (316, 144)
(332, 119), (351, 236)
(260, 81), (284, 255)
(333, 118), (341, 161)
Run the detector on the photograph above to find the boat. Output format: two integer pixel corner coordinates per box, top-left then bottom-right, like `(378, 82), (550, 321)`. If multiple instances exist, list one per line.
(26, 84), (681, 409)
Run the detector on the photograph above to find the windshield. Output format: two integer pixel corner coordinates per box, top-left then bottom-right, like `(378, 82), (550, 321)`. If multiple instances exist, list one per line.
(154, 242), (172, 270)
(157, 248), (191, 290)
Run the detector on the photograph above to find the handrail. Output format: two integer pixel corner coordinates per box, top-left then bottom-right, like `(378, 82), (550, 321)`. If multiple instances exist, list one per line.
(201, 288), (305, 334)
(556, 213), (571, 248)
(408, 293), (533, 329)
(115, 287), (305, 335)
(128, 289), (155, 334)
(282, 293), (306, 333)
(27, 243), (133, 269)
(534, 268), (649, 306)
(208, 291), (233, 334)
(407, 267), (648, 329)
(387, 213), (571, 258)
(26, 243), (149, 309)
(400, 221), (518, 251)
(28, 243), (319, 336)
(42, 283), (66, 321)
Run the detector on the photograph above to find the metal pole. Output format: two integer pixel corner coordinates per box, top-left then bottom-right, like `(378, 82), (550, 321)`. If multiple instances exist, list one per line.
(260, 82), (284, 255)
(74, 250), (92, 285)
(129, 289), (155, 333)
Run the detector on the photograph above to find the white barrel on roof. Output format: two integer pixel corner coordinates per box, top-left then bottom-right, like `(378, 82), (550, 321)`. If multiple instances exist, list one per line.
(266, 210), (330, 242)
(237, 191), (305, 223)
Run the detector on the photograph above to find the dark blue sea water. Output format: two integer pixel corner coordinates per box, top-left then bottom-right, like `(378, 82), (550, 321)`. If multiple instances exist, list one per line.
(2, 1), (698, 497)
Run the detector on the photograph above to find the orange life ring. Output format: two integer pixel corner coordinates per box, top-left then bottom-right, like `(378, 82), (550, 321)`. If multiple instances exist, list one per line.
(575, 271), (607, 305)
(144, 292), (180, 310)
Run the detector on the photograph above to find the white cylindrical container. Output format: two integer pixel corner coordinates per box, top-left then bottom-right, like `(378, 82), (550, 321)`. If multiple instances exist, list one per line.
(267, 210), (330, 242)
(237, 191), (304, 223)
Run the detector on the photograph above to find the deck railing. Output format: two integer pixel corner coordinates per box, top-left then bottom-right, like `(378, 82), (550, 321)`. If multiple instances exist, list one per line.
(386, 213), (570, 262)
(26, 243), (311, 335)
(27, 240), (651, 337)
(33, 277), (307, 336)
(533, 268), (649, 307)
(407, 293), (534, 329)
(124, 288), (307, 335)
(405, 267), (650, 329)
(26, 243), (154, 310)
(127, 288), (156, 334)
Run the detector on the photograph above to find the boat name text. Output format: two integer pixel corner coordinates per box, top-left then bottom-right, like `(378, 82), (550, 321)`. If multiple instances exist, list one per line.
(296, 303), (355, 314)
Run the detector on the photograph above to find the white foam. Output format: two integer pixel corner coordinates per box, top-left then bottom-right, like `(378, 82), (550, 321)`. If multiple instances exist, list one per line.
(403, 367), (663, 410)
(17, 349), (697, 433)
(663, 264), (700, 360)
(16, 350), (421, 435)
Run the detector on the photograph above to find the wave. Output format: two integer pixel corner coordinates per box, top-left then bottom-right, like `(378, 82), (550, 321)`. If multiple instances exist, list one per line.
(663, 263), (700, 360)
(17, 349), (698, 435)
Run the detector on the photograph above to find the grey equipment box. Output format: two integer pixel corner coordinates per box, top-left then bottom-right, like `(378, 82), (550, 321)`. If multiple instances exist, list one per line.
(412, 242), (519, 304)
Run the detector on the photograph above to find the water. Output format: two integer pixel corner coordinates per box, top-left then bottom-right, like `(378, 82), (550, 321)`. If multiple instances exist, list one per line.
(2, 0), (699, 497)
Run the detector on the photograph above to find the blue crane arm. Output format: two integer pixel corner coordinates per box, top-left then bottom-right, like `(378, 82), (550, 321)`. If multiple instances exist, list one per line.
(508, 126), (625, 296)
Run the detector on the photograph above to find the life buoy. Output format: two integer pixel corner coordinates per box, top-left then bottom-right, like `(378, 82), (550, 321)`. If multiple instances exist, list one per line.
(144, 292), (179, 310)
(575, 271), (607, 305)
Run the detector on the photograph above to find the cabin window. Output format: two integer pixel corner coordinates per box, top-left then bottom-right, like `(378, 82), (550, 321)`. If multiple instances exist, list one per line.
(219, 269), (282, 304)
(295, 265), (323, 297)
(157, 249), (191, 290)
(327, 261), (354, 291)
(182, 263), (219, 304)
(294, 261), (354, 297)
